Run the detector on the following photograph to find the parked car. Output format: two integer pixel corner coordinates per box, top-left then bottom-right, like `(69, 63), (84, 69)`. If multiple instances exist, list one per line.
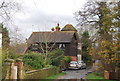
(68, 61), (86, 69)
(77, 60), (86, 69)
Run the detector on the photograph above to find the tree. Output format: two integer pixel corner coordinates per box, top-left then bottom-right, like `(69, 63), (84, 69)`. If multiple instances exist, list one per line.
(75, 1), (120, 39)
(112, 1), (120, 28)
(91, 40), (120, 71)
(27, 32), (60, 66)
(0, 23), (10, 80)
(75, 1), (120, 72)
(1, 24), (10, 50)
(0, 23), (10, 62)
(38, 33), (57, 65)
(0, 0), (21, 60)
(81, 30), (91, 63)
(0, 0), (20, 22)
(112, 1), (120, 41)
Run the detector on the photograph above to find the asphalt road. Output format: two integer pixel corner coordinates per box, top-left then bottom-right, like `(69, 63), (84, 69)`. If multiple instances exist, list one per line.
(57, 68), (94, 79)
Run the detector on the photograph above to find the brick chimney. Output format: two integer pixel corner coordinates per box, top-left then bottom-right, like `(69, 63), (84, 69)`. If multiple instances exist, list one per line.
(56, 23), (60, 31)
(57, 23), (59, 27)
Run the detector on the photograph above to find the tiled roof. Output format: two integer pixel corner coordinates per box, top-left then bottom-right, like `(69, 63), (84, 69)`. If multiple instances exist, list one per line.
(27, 31), (77, 44)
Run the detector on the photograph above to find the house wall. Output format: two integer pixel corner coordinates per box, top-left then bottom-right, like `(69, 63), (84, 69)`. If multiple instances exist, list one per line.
(27, 43), (63, 53)
(64, 37), (78, 56)
(70, 37), (78, 56)
(27, 35), (79, 57)
(64, 43), (70, 56)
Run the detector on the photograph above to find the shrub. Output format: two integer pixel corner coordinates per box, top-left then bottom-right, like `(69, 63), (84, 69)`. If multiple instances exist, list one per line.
(60, 56), (72, 69)
(22, 53), (44, 69)
(62, 56), (72, 63)
(48, 49), (64, 66)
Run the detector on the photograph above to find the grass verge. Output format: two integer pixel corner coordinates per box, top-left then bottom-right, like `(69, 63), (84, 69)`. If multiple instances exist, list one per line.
(46, 72), (66, 79)
(86, 72), (116, 81)
(40, 72), (66, 81)
(86, 72), (105, 79)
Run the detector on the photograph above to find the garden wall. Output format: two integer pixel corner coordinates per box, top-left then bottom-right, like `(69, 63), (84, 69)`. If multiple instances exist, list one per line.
(22, 66), (61, 79)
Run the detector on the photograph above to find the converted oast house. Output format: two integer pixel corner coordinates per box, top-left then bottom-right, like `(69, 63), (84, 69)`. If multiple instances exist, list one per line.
(26, 24), (81, 60)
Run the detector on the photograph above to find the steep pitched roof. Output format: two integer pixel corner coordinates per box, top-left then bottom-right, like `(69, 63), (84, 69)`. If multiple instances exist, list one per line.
(27, 31), (77, 44)
(61, 24), (77, 31)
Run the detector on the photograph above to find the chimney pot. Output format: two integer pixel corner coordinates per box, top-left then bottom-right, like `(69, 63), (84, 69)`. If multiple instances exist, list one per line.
(57, 23), (59, 26)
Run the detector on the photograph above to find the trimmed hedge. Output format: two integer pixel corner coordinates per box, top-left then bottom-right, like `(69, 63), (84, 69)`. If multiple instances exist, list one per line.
(23, 66), (61, 79)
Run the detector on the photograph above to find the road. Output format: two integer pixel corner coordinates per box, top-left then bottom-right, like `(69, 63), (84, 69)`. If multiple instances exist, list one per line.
(57, 68), (94, 79)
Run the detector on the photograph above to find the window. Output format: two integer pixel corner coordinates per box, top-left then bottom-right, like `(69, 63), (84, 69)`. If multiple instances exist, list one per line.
(59, 44), (65, 50)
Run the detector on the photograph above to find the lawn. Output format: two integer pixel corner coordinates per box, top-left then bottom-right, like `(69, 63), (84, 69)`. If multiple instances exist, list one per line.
(45, 72), (66, 79)
(86, 72), (105, 79)
(40, 72), (66, 81)
(86, 72), (117, 81)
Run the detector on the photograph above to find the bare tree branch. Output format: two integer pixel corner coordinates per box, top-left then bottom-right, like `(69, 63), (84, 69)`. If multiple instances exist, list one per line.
(0, 0), (21, 22)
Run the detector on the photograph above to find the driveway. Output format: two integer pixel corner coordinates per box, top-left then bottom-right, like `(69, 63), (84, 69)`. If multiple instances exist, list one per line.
(57, 68), (94, 79)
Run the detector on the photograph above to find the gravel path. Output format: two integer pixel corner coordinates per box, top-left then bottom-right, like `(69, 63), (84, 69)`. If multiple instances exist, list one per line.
(57, 68), (94, 79)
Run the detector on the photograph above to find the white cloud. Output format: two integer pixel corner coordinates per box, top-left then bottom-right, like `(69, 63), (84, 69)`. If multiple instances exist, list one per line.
(11, 0), (86, 39)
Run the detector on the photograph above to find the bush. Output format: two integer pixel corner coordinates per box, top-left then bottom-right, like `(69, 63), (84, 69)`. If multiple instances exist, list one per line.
(62, 56), (72, 63)
(22, 53), (44, 69)
(60, 56), (72, 69)
(48, 49), (64, 66)
(82, 53), (92, 64)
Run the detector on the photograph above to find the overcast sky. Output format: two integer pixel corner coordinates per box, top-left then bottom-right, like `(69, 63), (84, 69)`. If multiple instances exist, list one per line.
(11, 0), (87, 39)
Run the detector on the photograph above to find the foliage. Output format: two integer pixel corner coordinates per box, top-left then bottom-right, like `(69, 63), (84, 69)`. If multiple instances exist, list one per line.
(22, 49), (64, 69)
(62, 56), (72, 63)
(90, 40), (120, 71)
(81, 31), (92, 63)
(48, 49), (64, 66)
(2, 50), (9, 63)
(112, 2), (120, 28)
(60, 56), (72, 69)
(86, 72), (105, 79)
(76, 1), (120, 72)
(22, 53), (44, 69)
(0, 24), (10, 50)
(82, 30), (90, 38)
(0, 24), (10, 63)
(86, 72), (116, 81)
(75, 1), (119, 39)
(0, 0), (21, 21)
(97, 40), (120, 70)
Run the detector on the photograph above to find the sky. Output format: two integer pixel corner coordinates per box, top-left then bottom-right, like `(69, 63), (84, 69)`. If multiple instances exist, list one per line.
(10, 0), (87, 39)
